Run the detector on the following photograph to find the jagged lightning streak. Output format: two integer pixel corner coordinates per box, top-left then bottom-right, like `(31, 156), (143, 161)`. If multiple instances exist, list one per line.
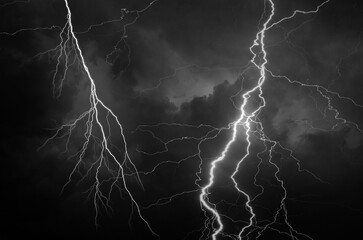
(199, 0), (340, 239)
(37, 0), (159, 237)
(199, 1), (275, 238)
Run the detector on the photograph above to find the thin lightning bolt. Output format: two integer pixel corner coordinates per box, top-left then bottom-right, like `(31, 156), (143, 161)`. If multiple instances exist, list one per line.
(0, 0), (29, 8)
(265, 0), (330, 31)
(0, 25), (61, 36)
(34, 0), (160, 237)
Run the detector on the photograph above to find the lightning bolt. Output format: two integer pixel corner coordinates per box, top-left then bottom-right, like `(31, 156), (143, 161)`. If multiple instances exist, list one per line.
(3, 0), (363, 239)
(32, 0), (160, 237)
(198, 0), (349, 239)
(199, 0), (275, 238)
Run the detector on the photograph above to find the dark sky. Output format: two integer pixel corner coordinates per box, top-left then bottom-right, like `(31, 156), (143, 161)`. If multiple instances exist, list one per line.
(1, 0), (363, 239)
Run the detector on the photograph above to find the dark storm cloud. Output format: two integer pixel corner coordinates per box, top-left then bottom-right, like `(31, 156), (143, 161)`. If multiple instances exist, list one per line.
(176, 80), (241, 127)
(2, 0), (363, 239)
(62, 0), (266, 105)
(130, 0), (263, 65)
(267, 0), (363, 97)
(0, 39), (82, 239)
(255, 0), (363, 149)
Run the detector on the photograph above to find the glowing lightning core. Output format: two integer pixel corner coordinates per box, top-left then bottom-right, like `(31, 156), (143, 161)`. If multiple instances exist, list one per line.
(198, 0), (341, 239)
(199, 1), (275, 239)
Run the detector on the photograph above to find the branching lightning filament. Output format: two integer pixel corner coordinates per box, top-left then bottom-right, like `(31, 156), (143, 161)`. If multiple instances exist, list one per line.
(38, 0), (159, 237)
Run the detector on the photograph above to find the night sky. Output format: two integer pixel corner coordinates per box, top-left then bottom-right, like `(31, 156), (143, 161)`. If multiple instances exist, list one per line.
(1, 0), (363, 239)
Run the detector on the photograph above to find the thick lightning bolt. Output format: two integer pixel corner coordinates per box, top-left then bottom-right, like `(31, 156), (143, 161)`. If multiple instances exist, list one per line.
(199, 1), (275, 238)
(128, 0), (361, 238)
(197, 0), (349, 239)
